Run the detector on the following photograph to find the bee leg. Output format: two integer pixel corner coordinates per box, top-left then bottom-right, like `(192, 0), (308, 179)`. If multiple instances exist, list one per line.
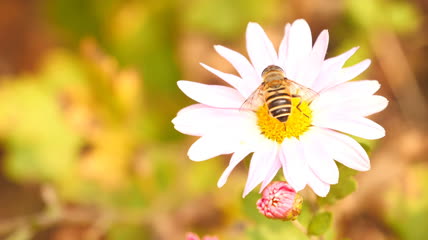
(292, 94), (304, 111)
(295, 99), (310, 118)
(296, 100), (303, 112)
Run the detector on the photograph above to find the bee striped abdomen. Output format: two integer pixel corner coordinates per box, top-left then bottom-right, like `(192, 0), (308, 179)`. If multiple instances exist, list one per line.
(265, 87), (292, 123)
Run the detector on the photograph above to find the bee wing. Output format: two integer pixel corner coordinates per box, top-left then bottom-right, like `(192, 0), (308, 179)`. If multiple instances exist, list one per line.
(240, 84), (265, 112)
(285, 79), (319, 103)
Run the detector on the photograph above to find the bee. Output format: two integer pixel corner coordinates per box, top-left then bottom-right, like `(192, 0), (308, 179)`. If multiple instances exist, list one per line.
(241, 65), (319, 123)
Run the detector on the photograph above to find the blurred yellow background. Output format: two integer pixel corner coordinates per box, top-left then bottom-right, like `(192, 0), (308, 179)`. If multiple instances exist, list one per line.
(0, 0), (426, 239)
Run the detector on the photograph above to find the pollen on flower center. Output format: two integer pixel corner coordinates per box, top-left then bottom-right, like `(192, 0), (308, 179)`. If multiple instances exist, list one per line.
(256, 98), (312, 143)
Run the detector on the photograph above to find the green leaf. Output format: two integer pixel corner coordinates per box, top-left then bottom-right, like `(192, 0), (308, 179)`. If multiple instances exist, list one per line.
(318, 163), (357, 205)
(296, 202), (315, 226)
(308, 212), (332, 236)
(351, 136), (378, 155)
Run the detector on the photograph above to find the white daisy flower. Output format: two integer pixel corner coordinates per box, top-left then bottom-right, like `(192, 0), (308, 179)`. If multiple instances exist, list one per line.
(172, 19), (388, 197)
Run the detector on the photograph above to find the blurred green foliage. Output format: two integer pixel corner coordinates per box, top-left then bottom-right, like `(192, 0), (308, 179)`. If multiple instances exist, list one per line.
(346, 0), (421, 33)
(384, 165), (428, 240)
(0, 0), (423, 239)
(183, 0), (279, 38)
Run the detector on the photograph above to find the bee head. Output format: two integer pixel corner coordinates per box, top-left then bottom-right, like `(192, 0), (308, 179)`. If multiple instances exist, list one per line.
(261, 65), (285, 80)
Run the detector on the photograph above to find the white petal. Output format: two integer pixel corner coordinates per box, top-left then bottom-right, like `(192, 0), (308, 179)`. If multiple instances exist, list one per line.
(173, 104), (208, 136)
(185, 111), (256, 161)
(297, 30), (329, 87)
(324, 47), (359, 70)
(214, 45), (260, 87)
(260, 158), (281, 191)
(307, 169), (330, 197)
(281, 138), (307, 191)
(243, 141), (278, 197)
(172, 106), (251, 136)
(313, 115), (386, 140)
(346, 95), (388, 117)
(217, 147), (252, 188)
(300, 128), (339, 184)
(188, 133), (238, 161)
(317, 95), (389, 118)
(278, 23), (291, 69)
(285, 19), (312, 81)
(178, 80), (244, 108)
(200, 63), (255, 98)
(319, 80), (381, 100)
(175, 103), (206, 117)
(246, 22), (278, 76)
(200, 63), (242, 92)
(335, 59), (371, 85)
(312, 47), (359, 91)
(311, 80), (382, 112)
(318, 128), (370, 171)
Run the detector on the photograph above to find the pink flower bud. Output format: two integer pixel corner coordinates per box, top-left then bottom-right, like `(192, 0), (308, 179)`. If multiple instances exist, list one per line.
(256, 181), (303, 221)
(202, 236), (219, 240)
(186, 232), (200, 240)
(186, 232), (219, 240)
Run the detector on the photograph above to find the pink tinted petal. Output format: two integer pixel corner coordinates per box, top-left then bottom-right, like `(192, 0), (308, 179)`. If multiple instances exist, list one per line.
(335, 59), (371, 85)
(297, 30), (329, 87)
(301, 129), (339, 184)
(285, 19), (312, 81)
(178, 80), (244, 108)
(278, 23), (291, 69)
(281, 138), (307, 191)
(318, 128), (370, 171)
(312, 47), (359, 91)
(214, 45), (260, 86)
(217, 147), (252, 188)
(313, 115), (386, 140)
(246, 22), (278, 75)
(260, 159), (281, 191)
(311, 80), (381, 112)
(243, 142), (278, 197)
(307, 169), (330, 197)
(188, 133), (239, 161)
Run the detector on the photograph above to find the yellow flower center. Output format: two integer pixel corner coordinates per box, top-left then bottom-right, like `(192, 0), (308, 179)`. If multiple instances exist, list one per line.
(256, 98), (313, 143)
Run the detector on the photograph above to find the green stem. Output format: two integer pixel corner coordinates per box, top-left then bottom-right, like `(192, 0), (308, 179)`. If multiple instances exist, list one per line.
(292, 220), (322, 240)
(292, 219), (307, 233)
